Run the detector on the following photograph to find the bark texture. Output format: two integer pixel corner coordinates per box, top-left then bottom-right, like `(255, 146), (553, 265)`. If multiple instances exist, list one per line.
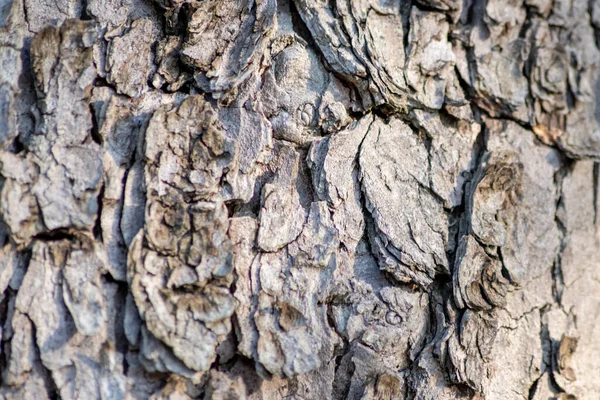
(0, 0), (599, 399)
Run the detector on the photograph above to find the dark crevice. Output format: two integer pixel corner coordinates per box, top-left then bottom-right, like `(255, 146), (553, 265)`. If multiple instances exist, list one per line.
(552, 212), (567, 304)
(93, 76), (111, 88)
(496, 247), (514, 284)
(214, 329), (241, 371)
(102, 274), (129, 344)
(429, 272), (452, 289)
(289, 0), (364, 114)
(288, 0), (318, 50)
(15, 36), (36, 149)
(477, 100), (534, 134)
(371, 103), (398, 120)
(27, 314), (60, 399)
(518, 5), (535, 40)
(89, 101), (103, 145)
(456, 21), (536, 131)
(346, 107), (368, 122)
(325, 301), (350, 377)
(527, 368), (542, 398)
(565, 77), (577, 111)
(413, 2), (449, 14)
(156, 59), (195, 95)
(461, 0), (477, 26)
(452, 64), (475, 109)
(552, 159), (573, 305)
(446, 206), (465, 271)
(80, 0), (92, 21)
(331, 350), (353, 400)
(400, 0), (412, 59)
(449, 116), (487, 269)
(355, 117), (380, 263)
(21, 0), (32, 33)
(593, 162), (599, 225)
(225, 201), (239, 219)
(543, 314), (569, 395)
(93, 183), (105, 242)
(32, 229), (76, 242)
(11, 136), (25, 154)
(0, 292), (11, 381)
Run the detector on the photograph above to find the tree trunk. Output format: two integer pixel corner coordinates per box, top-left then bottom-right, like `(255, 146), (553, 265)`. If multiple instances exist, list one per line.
(0, 0), (599, 398)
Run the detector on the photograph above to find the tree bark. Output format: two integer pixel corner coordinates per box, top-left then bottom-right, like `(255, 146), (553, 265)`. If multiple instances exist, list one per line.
(0, 0), (599, 399)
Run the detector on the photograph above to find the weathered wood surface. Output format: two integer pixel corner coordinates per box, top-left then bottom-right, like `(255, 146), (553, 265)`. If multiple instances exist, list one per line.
(0, 0), (599, 398)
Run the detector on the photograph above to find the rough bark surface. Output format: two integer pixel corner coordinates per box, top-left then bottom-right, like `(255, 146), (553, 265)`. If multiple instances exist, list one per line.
(0, 0), (599, 399)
